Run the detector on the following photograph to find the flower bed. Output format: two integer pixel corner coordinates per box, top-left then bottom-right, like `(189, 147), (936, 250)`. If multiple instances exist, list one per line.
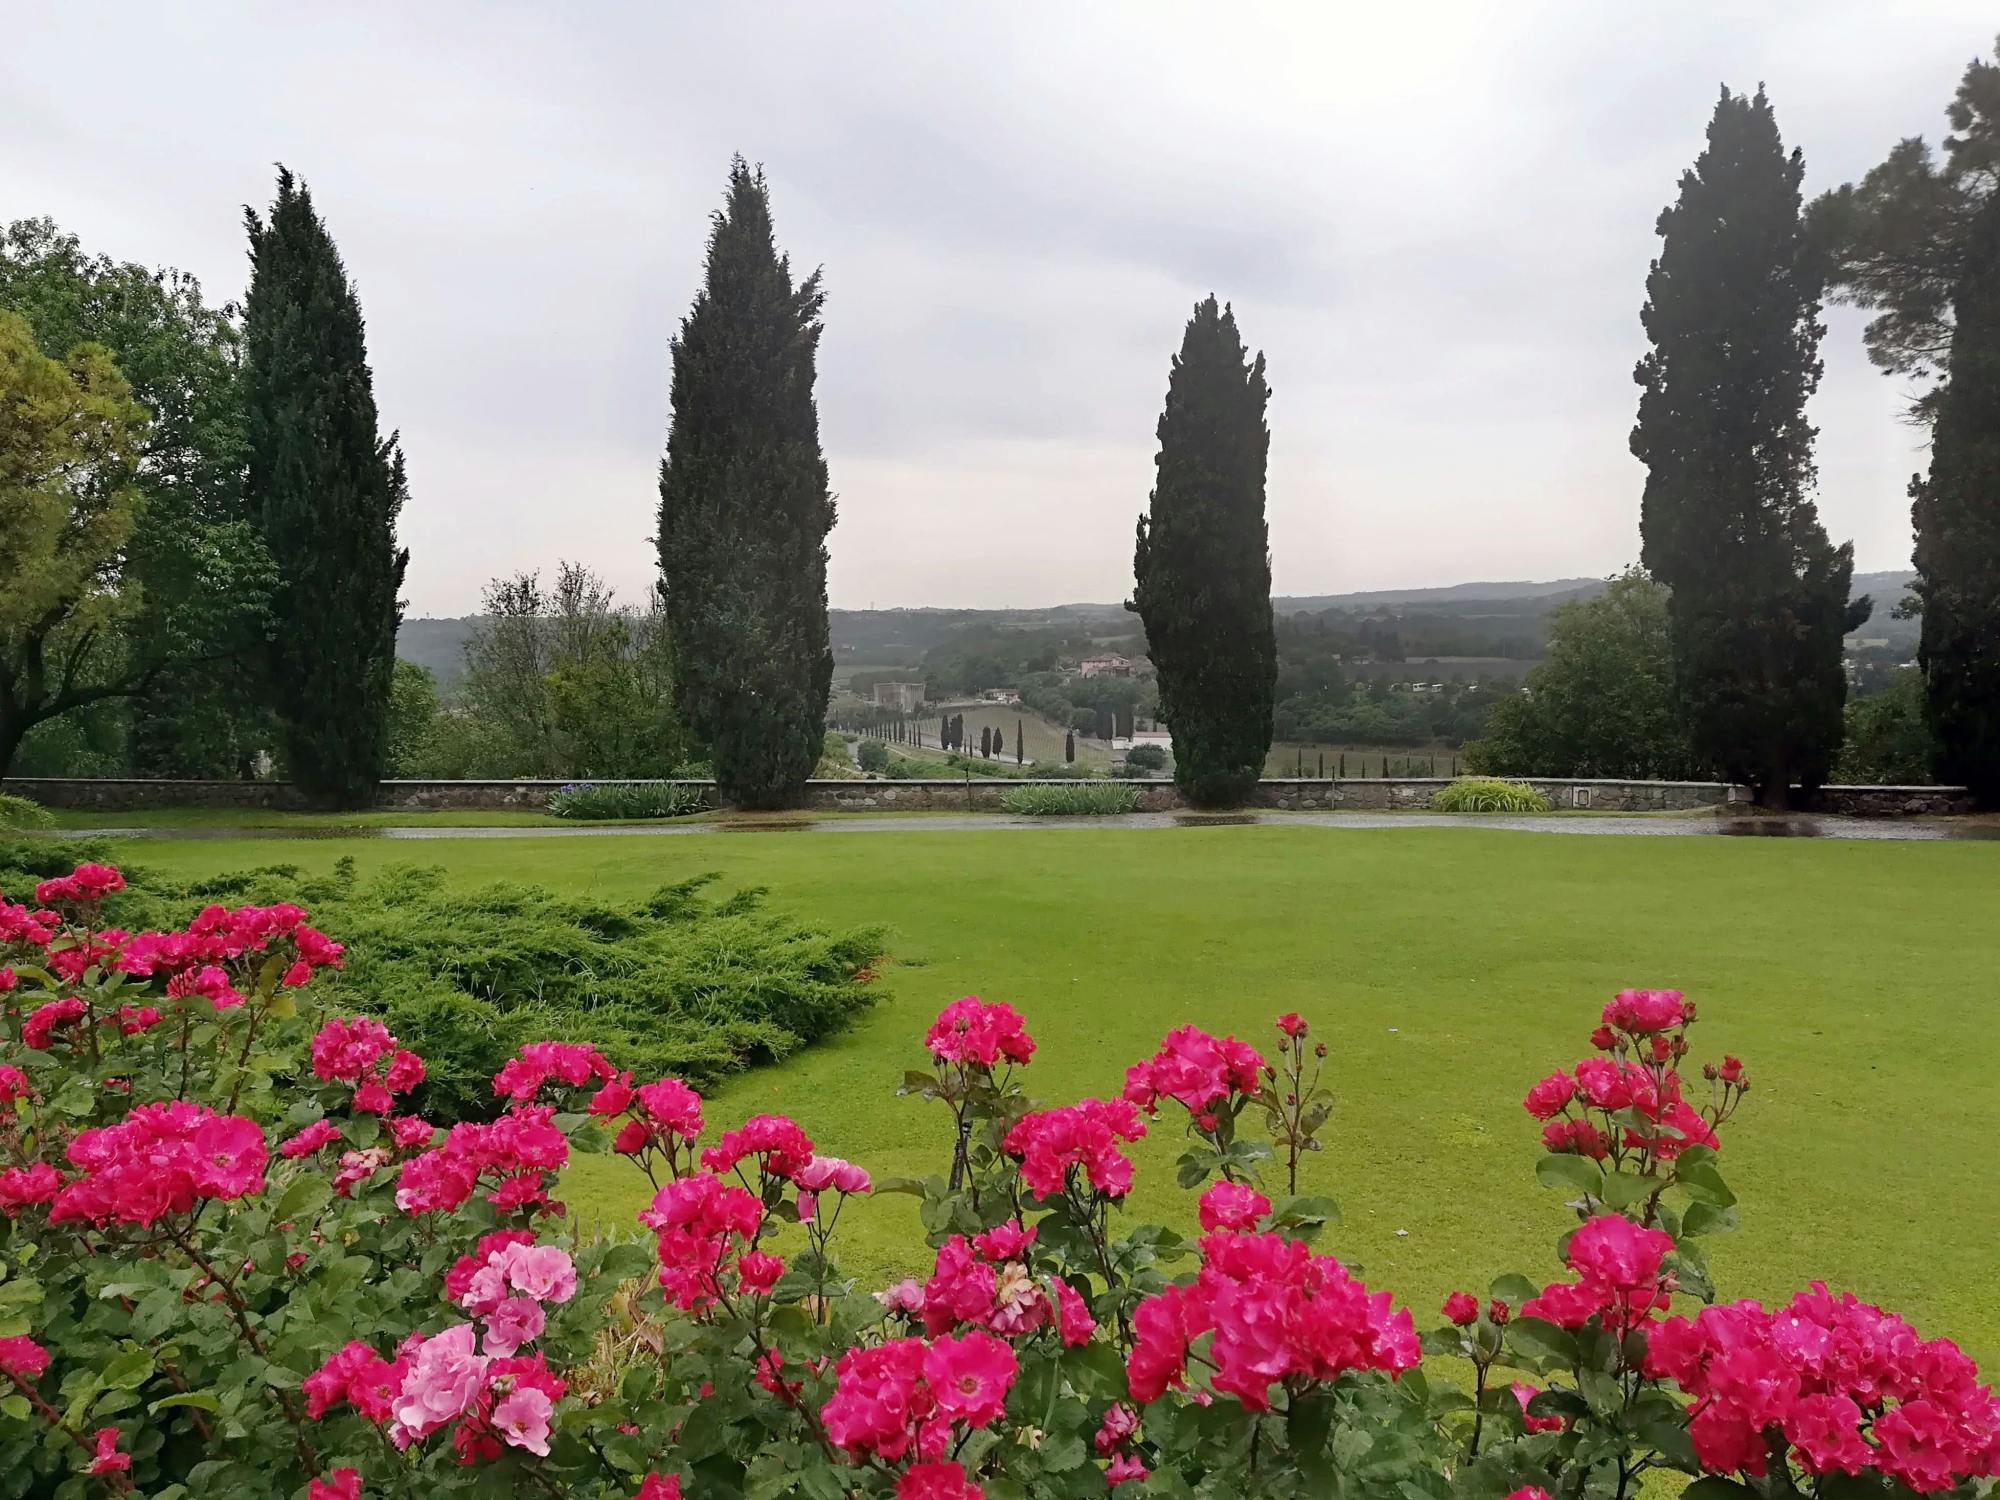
(1, 861), (1995, 1498)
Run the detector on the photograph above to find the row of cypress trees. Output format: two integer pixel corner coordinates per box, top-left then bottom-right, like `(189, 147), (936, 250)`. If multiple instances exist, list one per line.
(1629, 64), (2000, 809)
(268, 62), (2000, 812)
(1130, 72), (2000, 811)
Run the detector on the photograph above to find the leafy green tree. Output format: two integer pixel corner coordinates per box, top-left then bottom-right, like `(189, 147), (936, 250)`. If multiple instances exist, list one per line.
(1466, 573), (1696, 779)
(454, 563), (689, 778)
(657, 159), (834, 810)
(1811, 35), (1999, 425)
(243, 168), (409, 806)
(1129, 296), (1276, 807)
(1907, 195), (2000, 804)
(384, 659), (441, 778)
(1, 219), (275, 775)
(1835, 670), (1937, 785)
(0, 313), (152, 776)
(1633, 88), (1865, 807)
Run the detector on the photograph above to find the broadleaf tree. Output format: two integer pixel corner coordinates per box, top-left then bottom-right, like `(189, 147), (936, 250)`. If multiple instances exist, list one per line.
(0, 219), (275, 776)
(243, 169), (409, 806)
(1129, 296), (1276, 807)
(1466, 572), (1696, 780)
(1632, 87), (1867, 807)
(0, 312), (152, 776)
(657, 159), (835, 810)
(1811, 34), (2000, 426)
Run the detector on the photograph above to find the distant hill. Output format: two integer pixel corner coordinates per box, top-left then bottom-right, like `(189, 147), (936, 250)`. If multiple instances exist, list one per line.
(399, 570), (1915, 690)
(397, 617), (477, 691)
(1272, 578), (1608, 613)
(1845, 571), (1919, 647)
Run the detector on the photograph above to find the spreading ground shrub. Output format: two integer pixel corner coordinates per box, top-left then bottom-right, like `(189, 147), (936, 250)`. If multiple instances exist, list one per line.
(547, 781), (707, 820)
(0, 839), (883, 1120)
(0, 794), (50, 830)
(1000, 782), (1142, 816)
(1431, 776), (1554, 813)
(4, 859), (1995, 1500)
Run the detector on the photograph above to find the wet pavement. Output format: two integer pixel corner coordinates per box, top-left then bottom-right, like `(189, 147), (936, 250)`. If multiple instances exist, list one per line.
(55, 812), (2000, 841)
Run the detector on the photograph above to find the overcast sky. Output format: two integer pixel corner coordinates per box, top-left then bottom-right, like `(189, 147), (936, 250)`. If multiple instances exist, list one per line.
(7, 4), (1991, 615)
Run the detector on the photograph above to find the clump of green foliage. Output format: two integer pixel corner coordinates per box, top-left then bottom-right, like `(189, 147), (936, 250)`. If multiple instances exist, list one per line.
(0, 794), (51, 830)
(1124, 743), (1169, 772)
(547, 780), (707, 820)
(814, 730), (852, 777)
(1430, 777), (1553, 813)
(1835, 671), (1937, 784)
(1001, 782), (1141, 816)
(855, 739), (891, 773)
(0, 839), (884, 1120)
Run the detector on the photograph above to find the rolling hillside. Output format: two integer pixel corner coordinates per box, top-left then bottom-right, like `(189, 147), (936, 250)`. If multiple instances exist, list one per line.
(399, 570), (1917, 692)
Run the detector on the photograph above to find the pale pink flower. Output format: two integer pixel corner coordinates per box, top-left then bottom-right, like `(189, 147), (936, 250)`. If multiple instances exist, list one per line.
(509, 1243), (578, 1303)
(493, 1385), (554, 1456)
(483, 1296), (546, 1357)
(390, 1323), (488, 1440)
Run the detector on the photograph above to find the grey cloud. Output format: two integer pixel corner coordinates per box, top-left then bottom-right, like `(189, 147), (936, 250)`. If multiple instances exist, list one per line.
(3, 0), (1990, 613)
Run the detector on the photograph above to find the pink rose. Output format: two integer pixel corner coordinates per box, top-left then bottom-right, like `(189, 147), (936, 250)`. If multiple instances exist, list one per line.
(390, 1323), (488, 1440)
(493, 1384), (554, 1456)
(482, 1296), (546, 1357)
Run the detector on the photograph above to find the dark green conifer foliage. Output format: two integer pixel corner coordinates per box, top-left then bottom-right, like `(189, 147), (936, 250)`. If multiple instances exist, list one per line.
(657, 159), (834, 810)
(243, 168), (408, 807)
(1129, 298), (1275, 808)
(1015, 718), (1023, 765)
(1910, 194), (2000, 805)
(1064, 730), (1075, 763)
(1633, 89), (1865, 807)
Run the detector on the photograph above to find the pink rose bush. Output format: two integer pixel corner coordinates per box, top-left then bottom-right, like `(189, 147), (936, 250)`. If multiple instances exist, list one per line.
(0, 865), (1995, 1500)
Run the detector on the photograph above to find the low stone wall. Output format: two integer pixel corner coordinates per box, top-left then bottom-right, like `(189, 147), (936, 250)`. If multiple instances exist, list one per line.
(0, 778), (317, 811)
(1815, 784), (1976, 817)
(802, 779), (1183, 812)
(0, 775), (1971, 817)
(1248, 777), (1738, 813)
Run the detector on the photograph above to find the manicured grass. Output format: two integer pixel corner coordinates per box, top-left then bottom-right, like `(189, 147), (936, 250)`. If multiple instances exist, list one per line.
(106, 825), (2000, 1361)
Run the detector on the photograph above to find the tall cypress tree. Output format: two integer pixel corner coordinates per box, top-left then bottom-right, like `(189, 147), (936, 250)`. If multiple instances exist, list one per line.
(1910, 194), (2000, 805)
(1633, 89), (1865, 807)
(1129, 297), (1275, 807)
(243, 168), (408, 806)
(658, 159), (834, 810)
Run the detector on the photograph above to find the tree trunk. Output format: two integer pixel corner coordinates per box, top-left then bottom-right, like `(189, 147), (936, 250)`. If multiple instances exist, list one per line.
(0, 712), (31, 784)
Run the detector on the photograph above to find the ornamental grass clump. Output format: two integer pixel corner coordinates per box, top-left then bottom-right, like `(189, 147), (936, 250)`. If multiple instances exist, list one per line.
(1431, 776), (1554, 813)
(1, 868), (1995, 1500)
(548, 781), (707, 820)
(999, 782), (1140, 816)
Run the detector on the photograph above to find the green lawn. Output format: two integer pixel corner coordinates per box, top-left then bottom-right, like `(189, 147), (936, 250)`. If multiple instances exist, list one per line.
(106, 825), (2000, 1362)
